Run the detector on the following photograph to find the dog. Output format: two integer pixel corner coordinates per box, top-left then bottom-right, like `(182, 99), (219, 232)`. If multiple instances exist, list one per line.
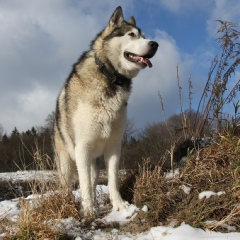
(54, 6), (158, 216)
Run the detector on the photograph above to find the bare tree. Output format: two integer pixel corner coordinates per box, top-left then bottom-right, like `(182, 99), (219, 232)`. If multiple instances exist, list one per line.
(0, 124), (4, 141)
(45, 112), (55, 132)
(122, 119), (136, 145)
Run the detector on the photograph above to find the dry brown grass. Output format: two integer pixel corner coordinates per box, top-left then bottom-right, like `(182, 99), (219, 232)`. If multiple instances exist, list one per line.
(176, 135), (239, 231)
(1, 147), (83, 239)
(10, 189), (82, 240)
(1, 135), (239, 238)
(132, 135), (240, 232)
(133, 159), (183, 229)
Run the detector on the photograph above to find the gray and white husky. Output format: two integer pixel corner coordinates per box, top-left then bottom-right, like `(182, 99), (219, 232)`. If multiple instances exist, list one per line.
(54, 6), (158, 216)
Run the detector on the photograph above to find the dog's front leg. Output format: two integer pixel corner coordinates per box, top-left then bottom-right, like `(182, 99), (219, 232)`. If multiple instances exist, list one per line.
(91, 157), (100, 203)
(75, 144), (94, 216)
(105, 142), (129, 211)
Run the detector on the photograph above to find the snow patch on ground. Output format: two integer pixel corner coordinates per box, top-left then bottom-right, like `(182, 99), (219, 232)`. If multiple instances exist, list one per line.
(205, 220), (237, 232)
(102, 204), (138, 223)
(180, 184), (191, 194)
(199, 191), (225, 200)
(0, 170), (58, 182)
(0, 198), (19, 222)
(0, 171), (240, 239)
(144, 223), (240, 240)
(164, 168), (180, 179)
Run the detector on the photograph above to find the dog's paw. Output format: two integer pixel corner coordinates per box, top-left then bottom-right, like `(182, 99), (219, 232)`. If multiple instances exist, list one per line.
(112, 199), (130, 211)
(82, 202), (96, 218)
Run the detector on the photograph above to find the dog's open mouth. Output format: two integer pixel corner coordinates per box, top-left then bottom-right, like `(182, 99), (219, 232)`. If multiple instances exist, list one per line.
(124, 52), (153, 68)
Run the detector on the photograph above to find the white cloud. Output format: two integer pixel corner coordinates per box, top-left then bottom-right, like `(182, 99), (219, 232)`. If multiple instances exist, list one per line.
(207, 0), (240, 36)
(156, 0), (212, 14)
(0, 0), (130, 133)
(1, 86), (55, 133)
(129, 30), (195, 127)
(157, 0), (181, 13)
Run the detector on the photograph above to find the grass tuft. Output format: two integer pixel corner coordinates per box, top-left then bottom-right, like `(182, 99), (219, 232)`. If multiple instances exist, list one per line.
(133, 135), (240, 231)
(13, 190), (82, 239)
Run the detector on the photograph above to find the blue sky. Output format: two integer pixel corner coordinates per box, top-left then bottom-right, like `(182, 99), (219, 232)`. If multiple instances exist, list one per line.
(130, 1), (209, 52)
(0, 0), (239, 134)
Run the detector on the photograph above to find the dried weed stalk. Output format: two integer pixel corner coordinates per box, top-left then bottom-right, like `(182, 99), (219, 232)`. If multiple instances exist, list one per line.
(13, 190), (81, 239)
(133, 159), (181, 226)
(194, 21), (240, 138)
(5, 144), (82, 239)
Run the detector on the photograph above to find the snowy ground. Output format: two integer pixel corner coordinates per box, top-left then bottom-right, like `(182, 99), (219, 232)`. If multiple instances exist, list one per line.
(0, 171), (240, 239)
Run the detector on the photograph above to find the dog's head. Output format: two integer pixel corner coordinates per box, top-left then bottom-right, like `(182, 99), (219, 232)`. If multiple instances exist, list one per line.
(98, 6), (158, 79)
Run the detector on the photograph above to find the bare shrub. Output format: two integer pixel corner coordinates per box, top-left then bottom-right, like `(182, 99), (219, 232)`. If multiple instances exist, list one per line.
(133, 159), (181, 226)
(194, 21), (240, 138)
(13, 190), (81, 239)
(133, 135), (240, 231)
(5, 147), (82, 239)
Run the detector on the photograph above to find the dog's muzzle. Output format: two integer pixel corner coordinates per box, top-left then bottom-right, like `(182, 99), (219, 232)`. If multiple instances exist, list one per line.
(149, 41), (158, 50)
(124, 41), (158, 68)
(147, 41), (159, 58)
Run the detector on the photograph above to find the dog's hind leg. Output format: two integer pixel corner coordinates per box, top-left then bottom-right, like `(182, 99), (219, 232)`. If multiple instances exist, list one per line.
(54, 132), (74, 189)
(56, 150), (74, 189)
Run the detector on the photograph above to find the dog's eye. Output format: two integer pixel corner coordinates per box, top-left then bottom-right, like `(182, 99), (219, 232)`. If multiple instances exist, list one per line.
(128, 32), (136, 37)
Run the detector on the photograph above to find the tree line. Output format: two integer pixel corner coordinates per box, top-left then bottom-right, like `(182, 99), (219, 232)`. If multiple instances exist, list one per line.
(0, 110), (199, 173)
(0, 113), (54, 172)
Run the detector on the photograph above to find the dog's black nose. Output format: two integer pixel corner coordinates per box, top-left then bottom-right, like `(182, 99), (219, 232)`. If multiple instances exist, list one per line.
(148, 41), (158, 49)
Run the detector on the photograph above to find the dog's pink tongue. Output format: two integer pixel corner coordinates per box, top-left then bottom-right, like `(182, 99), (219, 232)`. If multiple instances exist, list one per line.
(139, 57), (152, 68)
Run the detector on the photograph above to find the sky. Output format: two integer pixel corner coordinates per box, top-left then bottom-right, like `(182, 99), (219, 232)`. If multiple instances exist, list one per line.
(0, 0), (240, 134)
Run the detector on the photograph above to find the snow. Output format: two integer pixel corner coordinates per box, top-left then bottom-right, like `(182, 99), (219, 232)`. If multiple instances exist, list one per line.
(0, 171), (239, 239)
(0, 170), (58, 182)
(180, 184), (191, 194)
(143, 223), (240, 240)
(102, 204), (138, 223)
(164, 168), (180, 179)
(141, 205), (148, 212)
(199, 191), (226, 200)
(205, 221), (237, 232)
(0, 198), (19, 222)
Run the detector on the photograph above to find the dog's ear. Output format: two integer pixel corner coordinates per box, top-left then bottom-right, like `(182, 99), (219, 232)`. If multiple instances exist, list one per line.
(128, 16), (136, 27)
(109, 6), (124, 27)
(102, 6), (124, 38)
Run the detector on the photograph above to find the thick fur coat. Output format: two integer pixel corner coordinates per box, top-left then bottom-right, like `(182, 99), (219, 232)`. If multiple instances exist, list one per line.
(54, 6), (158, 215)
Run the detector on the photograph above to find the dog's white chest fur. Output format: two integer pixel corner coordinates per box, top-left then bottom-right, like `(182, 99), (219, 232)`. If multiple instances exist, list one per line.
(73, 88), (128, 140)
